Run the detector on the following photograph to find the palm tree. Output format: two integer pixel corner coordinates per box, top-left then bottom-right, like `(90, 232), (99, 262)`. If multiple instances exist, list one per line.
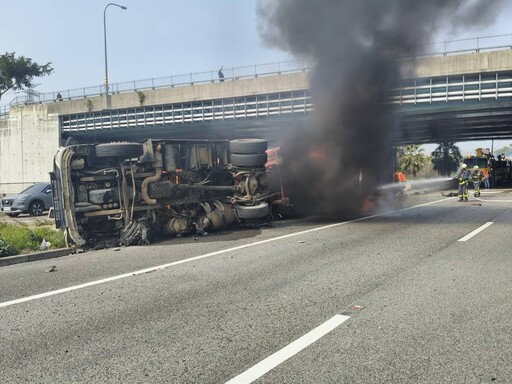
(398, 145), (426, 177)
(431, 142), (462, 176)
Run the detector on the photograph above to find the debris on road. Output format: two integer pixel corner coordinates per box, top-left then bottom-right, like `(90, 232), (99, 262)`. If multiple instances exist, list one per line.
(46, 265), (57, 273)
(39, 239), (51, 251)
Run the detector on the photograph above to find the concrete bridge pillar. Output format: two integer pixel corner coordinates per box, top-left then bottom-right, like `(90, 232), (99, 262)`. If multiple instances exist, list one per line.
(0, 104), (60, 194)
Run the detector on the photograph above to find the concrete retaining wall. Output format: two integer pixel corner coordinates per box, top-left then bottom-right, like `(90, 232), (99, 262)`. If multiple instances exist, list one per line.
(0, 105), (60, 194)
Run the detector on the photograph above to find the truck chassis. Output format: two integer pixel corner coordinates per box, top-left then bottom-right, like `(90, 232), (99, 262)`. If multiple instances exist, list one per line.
(50, 138), (270, 247)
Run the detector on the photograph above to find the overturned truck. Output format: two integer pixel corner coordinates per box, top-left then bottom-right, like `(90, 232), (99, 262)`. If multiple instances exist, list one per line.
(50, 138), (271, 247)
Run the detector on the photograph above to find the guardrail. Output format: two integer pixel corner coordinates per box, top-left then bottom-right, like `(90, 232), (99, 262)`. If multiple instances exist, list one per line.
(4, 59), (308, 111)
(414, 33), (512, 58)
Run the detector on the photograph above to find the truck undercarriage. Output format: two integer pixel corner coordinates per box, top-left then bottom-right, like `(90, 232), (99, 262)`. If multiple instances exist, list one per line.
(50, 138), (271, 247)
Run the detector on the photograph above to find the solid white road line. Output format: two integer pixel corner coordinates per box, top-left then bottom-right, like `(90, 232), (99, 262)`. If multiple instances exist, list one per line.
(458, 221), (494, 242)
(474, 197), (512, 203)
(225, 314), (350, 384)
(0, 197), (453, 309)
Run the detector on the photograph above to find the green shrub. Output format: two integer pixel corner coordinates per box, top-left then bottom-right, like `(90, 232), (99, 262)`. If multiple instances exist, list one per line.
(0, 224), (33, 251)
(0, 223), (65, 256)
(32, 226), (66, 249)
(0, 235), (17, 257)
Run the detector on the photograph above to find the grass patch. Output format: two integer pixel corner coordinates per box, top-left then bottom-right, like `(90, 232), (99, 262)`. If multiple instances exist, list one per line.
(0, 222), (66, 257)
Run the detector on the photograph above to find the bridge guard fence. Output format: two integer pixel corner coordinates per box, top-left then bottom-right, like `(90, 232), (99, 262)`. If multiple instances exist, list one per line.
(390, 71), (512, 107)
(61, 91), (313, 132)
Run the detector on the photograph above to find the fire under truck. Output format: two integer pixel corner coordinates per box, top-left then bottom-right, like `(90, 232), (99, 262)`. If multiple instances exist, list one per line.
(50, 138), (273, 247)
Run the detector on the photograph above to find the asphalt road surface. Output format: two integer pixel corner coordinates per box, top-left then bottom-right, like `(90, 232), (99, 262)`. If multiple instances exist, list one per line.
(0, 190), (511, 383)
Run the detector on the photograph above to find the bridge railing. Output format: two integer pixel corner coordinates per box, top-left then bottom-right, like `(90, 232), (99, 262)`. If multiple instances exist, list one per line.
(60, 90), (313, 132)
(415, 33), (512, 57)
(5, 59), (308, 111)
(390, 71), (512, 106)
(3, 33), (512, 118)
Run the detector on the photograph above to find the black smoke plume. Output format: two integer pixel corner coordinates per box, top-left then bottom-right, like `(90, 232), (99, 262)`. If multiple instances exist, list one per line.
(257, 0), (504, 218)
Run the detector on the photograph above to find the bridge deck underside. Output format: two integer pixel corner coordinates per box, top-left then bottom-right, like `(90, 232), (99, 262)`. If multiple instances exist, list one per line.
(398, 101), (512, 144)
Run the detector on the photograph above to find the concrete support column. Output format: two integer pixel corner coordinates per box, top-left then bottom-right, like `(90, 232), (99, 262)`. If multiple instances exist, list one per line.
(0, 105), (60, 194)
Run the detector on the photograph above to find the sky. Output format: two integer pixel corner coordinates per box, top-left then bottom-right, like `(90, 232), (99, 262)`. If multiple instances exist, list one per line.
(2, 0), (512, 154)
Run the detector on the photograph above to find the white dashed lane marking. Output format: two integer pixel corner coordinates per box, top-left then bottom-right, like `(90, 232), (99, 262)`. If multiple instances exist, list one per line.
(225, 314), (350, 384)
(458, 221), (494, 242)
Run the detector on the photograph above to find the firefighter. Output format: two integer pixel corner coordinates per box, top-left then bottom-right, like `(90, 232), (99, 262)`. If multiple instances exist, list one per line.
(393, 170), (407, 183)
(457, 163), (470, 201)
(471, 165), (482, 197)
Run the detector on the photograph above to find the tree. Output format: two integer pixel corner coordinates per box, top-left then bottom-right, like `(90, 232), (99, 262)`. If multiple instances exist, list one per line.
(431, 142), (462, 176)
(494, 143), (512, 158)
(0, 52), (53, 102)
(397, 144), (426, 177)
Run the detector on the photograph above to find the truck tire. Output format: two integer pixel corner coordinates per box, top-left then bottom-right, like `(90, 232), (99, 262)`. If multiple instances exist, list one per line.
(95, 143), (143, 159)
(229, 139), (267, 154)
(230, 153), (267, 168)
(233, 202), (269, 219)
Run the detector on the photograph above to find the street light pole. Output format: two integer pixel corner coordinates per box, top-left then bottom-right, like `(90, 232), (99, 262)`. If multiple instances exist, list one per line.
(103, 3), (127, 107)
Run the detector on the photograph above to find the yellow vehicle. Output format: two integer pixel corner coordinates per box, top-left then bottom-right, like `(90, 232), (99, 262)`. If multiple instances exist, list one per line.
(464, 148), (490, 171)
(462, 148), (490, 188)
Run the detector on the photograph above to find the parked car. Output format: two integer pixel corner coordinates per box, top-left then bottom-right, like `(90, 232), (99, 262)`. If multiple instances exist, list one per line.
(1, 183), (53, 217)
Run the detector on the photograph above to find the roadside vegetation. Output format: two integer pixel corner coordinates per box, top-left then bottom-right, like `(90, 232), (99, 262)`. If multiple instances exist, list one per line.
(397, 145), (427, 177)
(431, 142), (463, 176)
(0, 221), (65, 257)
(396, 142), (463, 179)
(0, 52), (53, 102)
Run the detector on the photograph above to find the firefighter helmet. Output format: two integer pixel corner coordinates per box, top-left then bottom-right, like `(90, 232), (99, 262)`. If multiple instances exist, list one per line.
(461, 163), (467, 168)
(473, 165), (479, 169)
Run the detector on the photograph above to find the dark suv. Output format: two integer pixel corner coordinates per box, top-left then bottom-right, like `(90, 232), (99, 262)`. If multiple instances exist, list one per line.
(1, 183), (53, 217)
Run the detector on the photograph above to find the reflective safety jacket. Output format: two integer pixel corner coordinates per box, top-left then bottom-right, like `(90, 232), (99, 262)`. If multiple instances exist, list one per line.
(459, 168), (470, 183)
(471, 169), (482, 182)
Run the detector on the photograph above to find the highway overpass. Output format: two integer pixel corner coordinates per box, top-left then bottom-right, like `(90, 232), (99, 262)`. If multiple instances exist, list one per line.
(2, 49), (512, 193)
